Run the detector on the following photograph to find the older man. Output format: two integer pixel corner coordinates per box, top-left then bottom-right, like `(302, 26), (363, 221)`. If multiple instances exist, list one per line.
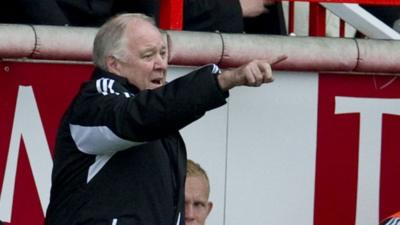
(44, 13), (285, 225)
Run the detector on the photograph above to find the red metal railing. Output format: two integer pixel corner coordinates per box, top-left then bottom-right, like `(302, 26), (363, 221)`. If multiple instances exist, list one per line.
(159, 0), (183, 30)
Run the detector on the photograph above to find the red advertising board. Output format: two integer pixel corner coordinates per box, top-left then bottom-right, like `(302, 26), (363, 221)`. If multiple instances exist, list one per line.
(315, 74), (400, 225)
(0, 61), (92, 225)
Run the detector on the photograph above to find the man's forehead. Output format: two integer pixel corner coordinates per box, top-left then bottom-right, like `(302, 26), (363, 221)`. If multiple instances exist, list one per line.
(187, 176), (208, 187)
(126, 25), (164, 43)
(126, 19), (160, 35)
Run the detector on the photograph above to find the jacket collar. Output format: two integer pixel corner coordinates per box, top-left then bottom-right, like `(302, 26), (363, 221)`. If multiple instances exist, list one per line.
(91, 67), (140, 94)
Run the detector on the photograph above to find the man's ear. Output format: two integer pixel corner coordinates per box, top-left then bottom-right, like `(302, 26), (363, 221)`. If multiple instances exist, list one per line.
(106, 56), (121, 75)
(206, 201), (213, 216)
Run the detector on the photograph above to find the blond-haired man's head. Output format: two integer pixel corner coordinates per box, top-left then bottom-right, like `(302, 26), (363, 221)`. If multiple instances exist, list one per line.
(185, 159), (213, 225)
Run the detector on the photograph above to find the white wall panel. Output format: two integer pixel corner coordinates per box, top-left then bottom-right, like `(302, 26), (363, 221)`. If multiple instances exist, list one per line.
(225, 72), (319, 225)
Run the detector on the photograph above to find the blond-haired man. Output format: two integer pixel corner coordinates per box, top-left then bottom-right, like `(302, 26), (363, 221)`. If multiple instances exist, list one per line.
(185, 160), (213, 225)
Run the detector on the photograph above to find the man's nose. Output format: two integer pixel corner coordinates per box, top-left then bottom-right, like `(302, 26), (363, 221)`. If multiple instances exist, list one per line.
(154, 54), (167, 70)
(185, 204), (194, 219)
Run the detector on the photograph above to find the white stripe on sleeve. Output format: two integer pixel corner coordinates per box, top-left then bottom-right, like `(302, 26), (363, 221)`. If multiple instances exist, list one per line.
(70, 124), (145, 155)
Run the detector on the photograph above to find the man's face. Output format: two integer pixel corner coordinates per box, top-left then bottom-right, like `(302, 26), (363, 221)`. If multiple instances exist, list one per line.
(185, 176), (213, 225)
(116, 20), (168, 90)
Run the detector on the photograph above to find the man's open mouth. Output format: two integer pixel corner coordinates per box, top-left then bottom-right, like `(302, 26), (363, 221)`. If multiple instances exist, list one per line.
(151, 78), (163, 85)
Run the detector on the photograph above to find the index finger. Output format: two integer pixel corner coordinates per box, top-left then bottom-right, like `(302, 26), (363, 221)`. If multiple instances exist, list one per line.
(269, 55), (288, 66)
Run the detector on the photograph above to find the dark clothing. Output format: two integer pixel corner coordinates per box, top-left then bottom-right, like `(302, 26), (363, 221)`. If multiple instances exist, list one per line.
(244, 2), (287, 35)
(1, 0), (285, 34)
(0, 0), (69, 25)
(57, 0), (159, 26)
(0, 0), (158, 26)
(45, 65), (228, 225)
(183, 0), (286, 34)
(183, 0), (244, 33)
(362, 5), (400, 31)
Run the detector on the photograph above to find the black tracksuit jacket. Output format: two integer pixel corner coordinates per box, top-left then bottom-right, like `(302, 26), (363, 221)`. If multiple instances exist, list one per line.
(45, 65), (227, 225)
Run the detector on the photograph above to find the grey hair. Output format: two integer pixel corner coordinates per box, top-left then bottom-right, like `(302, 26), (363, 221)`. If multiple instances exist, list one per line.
(92, 13), (156, 71)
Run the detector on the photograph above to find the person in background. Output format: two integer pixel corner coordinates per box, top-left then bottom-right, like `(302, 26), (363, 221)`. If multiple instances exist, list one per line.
(362, 5), (400, 33)
(44, 13), (286, 225)
(380, 211), (400, 225)
(185, 159), (213, 225)
(0, 0), (158, 26)
(0, 0), (285, 34)
(242, 0), (287, 35)
(184, 0), (285, 34)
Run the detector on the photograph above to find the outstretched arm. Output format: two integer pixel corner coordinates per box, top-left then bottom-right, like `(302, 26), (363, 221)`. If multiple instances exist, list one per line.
(217, 55), (287, 91)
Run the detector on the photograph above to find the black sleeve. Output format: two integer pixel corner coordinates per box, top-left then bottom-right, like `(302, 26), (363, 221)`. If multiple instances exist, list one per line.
(56, 0), (114, 26)
(244, 2), (287, 35)
(112, 0), (159, 19)
(183, 0), (244, 33)
(71, 65), (228, 144)
(0, 0), (69, 25)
